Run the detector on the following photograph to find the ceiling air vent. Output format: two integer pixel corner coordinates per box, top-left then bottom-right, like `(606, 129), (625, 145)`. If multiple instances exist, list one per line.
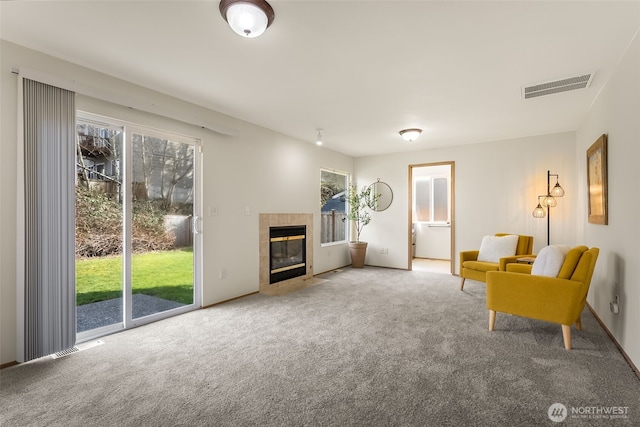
(522, 73), (595, 100)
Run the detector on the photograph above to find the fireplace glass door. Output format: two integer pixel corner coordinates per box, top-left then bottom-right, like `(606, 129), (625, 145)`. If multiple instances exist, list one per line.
(270, 226), (306, 284)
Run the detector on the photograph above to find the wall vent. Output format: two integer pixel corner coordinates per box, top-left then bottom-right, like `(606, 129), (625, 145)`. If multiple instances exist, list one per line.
(51, 340), (104, 359)
(522, 73), (595, 99)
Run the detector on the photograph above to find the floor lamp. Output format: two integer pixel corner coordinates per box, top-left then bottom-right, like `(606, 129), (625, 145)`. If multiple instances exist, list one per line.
(532, 170), (565, 246)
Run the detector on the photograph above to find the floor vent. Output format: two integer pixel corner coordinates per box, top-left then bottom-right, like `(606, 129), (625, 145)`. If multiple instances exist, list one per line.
(51, 340), (104, 359)
(522, 73), (594, 99)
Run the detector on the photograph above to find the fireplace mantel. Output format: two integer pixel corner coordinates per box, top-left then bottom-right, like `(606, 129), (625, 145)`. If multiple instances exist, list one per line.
(259, 213), (313, 293)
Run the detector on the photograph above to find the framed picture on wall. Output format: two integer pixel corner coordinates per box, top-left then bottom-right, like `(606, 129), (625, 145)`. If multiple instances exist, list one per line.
(586, 134), (608, 225)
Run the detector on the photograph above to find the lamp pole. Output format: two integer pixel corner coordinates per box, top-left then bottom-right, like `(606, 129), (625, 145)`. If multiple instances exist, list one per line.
(546, 170), (551, 246)
(533, 170), (564, 247)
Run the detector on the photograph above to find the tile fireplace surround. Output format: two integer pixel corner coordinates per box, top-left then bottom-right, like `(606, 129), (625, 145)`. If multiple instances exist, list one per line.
(259, 213), (314, 293)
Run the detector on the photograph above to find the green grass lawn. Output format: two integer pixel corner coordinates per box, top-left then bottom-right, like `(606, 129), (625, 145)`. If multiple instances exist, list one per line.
(76, 247), (193, 306)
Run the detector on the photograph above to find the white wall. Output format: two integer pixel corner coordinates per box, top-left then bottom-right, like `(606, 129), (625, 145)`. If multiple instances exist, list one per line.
(0, 41), (353, 365)
(355, 132), (577, 270)
(576, 30), (640, 368)
(414, 224), (451, 259)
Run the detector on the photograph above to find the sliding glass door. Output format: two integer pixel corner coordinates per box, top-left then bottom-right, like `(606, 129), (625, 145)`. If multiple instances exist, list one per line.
(129, 130), (196, 321)
(76, 113), (201, 339)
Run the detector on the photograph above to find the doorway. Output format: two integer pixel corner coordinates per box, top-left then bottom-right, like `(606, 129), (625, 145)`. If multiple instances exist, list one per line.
(408, 162), (455, 274)
(75, 113), (202, 340)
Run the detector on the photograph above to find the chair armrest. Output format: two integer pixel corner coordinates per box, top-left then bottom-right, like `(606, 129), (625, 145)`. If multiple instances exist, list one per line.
(460, 250), (479, 273)
(506, 263), (532, 274)
(460, 250), (479, 263)
(499, 254), (535, 270)
(486, 271), (587, 325)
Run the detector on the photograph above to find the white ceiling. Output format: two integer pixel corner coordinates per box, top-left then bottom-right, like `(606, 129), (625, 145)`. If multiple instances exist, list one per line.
(1, 1), (639, 157)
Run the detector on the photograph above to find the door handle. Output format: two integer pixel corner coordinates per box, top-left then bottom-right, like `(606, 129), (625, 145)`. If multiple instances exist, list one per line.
(193, 215), (202, 234)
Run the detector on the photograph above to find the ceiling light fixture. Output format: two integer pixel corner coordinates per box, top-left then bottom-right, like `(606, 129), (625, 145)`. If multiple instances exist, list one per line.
(219, 0), (275, 38)
(399, 128), (422, 142)
(316, 129), (323, 146)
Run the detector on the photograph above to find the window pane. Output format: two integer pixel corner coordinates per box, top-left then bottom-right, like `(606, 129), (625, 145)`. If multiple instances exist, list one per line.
(320, 170), (347, 243)
(433, 177), (449, 222)
(131, 133), (195, 319)
(76, 120), (124, 332)
(414, 178), (431, 222)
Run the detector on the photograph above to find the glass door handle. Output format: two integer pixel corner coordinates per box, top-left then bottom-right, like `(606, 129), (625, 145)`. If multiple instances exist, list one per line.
(193, 215), (202, 234)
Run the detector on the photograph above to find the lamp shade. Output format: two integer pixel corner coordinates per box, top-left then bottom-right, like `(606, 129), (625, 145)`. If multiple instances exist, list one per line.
(399, 128), (422, 142)
(220, 0), (274, 38)
(532, 203), (546, 218)
(551, 182), (565, 197)
(542, 194), (557, 208)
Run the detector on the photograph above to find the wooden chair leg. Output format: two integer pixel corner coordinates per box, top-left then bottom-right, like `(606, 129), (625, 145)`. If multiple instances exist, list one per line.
(489, 310), (496, 331)
(460, 277), (466, 290)
(575, 316), (582, 331)
(561, 324), (571, 350)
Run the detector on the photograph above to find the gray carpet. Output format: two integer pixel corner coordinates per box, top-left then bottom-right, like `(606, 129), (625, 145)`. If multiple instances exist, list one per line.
(1, 267), (638, 426)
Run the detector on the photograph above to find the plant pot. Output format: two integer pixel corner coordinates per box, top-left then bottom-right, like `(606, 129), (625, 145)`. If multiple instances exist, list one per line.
(349, 241), (368, 268)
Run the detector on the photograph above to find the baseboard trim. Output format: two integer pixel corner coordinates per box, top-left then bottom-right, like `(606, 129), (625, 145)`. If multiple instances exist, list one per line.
(587, 303), (640, 381)
(202, 291), (259, 309)
(1, 360), (18, 370)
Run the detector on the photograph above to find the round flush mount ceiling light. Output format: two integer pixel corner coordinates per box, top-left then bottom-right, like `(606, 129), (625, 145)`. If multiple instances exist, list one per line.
(399, 128), (422, 142)
(219, 0), (275, 38)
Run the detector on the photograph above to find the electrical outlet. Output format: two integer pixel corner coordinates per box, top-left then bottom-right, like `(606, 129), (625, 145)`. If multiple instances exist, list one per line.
(220, 268), (227, 280)
(208, 206), (218, 216)
(245, 206), (251, 216)
(610, 295), (620, 314)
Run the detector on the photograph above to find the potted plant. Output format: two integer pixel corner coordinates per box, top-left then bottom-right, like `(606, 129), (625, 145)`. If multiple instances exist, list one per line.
(347, 182), (380, 268)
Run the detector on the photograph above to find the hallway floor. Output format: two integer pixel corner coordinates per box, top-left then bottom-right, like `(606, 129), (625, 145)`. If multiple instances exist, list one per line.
(412, 258), (451, 274)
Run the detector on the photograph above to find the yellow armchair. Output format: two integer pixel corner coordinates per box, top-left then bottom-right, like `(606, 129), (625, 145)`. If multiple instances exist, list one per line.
(459, 233), (534, 290)
(486, 246), (599, 350)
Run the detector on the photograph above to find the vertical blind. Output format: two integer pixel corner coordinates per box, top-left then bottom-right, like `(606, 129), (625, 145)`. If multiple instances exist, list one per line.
(22, 78), (76, 361)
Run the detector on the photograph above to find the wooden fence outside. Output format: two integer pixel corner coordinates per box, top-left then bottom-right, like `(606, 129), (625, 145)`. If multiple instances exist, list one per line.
(164, 215), (193, 248)
(321, 210), (347, 243)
